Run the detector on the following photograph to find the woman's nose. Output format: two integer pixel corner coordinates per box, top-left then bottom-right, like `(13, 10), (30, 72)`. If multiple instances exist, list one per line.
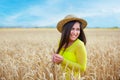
(73, 30), (77, 35)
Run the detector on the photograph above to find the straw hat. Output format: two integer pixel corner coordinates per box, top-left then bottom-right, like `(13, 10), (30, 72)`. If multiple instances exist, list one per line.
(57, 15), (87, 32)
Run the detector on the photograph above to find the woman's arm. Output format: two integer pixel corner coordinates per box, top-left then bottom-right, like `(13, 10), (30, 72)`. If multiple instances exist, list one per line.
(61, 44), (87, 72)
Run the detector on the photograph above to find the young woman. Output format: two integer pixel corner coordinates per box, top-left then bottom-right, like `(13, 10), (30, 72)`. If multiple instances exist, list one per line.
(52, 15), (87, 80)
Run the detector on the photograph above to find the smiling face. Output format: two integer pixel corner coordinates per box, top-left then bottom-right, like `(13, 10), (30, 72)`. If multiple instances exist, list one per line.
(69, 22), (80, 42)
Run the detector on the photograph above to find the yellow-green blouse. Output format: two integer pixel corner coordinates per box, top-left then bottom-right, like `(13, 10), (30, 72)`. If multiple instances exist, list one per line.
(59, 39), (87, 73)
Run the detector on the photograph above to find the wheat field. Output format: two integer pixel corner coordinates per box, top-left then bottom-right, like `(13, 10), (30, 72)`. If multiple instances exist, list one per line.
(0, 28), (120, 80)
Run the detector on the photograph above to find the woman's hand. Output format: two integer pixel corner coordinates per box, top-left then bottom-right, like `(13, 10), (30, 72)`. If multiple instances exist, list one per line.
(52, 54), (63, 64)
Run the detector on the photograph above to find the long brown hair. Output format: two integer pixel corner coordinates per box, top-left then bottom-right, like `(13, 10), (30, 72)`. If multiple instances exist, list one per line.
(57, 20), (86, 54)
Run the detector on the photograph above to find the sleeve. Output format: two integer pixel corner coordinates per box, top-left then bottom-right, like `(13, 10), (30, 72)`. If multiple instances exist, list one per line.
(61, 43), (87, 72)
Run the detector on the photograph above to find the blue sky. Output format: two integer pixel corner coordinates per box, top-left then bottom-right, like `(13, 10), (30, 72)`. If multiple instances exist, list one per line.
(0, 0), (120, 28)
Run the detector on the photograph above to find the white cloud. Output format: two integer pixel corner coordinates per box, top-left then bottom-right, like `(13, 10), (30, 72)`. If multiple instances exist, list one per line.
(2, 5), (61, 26)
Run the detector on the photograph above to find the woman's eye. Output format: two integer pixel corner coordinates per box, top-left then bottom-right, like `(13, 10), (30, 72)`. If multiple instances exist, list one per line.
(71, 28), (80, 31)
(71, 28), (74, 30)
(77, 28), (80, 31)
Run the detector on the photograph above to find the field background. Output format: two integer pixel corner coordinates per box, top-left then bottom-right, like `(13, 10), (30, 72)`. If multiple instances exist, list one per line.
(0, 28), (120, 80)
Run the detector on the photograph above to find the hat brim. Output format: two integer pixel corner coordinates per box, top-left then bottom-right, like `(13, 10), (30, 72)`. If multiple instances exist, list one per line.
(57, 18), (87, 32)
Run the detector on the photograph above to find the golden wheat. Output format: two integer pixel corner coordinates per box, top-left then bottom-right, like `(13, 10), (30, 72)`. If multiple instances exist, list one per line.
(0, 28), (120, 80)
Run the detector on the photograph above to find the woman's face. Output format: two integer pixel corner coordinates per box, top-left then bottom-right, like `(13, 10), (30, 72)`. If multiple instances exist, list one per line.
(69, 22), (80, 42)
